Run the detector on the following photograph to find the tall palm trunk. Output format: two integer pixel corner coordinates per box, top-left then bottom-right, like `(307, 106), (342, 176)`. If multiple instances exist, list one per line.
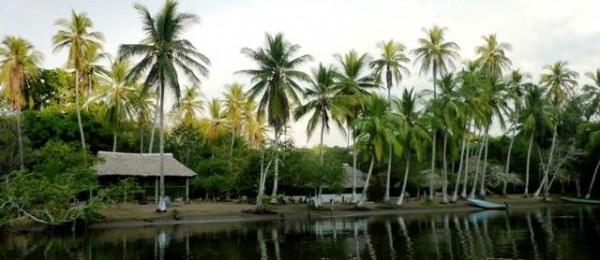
(524, 132), (534, 197)
(157, 81), (166, 212)
(429, 132), (437, 200)
(358, 155), (375, 207)
(585, 155), (600, 199)
(503, 125), (517, 195)
(16, 107), (24, 170)
(139, 122), (144, 154)
(469, 130), (485, 198)
(112, 132), (117, 152)
(479, 129), (490, 197)
(534, 126), (557, 198)
(396, 152), (411, 206)
(452, 133), (467, 202)
(271, 129), (281, 200)
(442, 131), (449, 203)
(384, 80), (392, 203)
(352, 132), (358, 203)
(148, 94), (160, 153)
(316, 121), (326, 207)
(75, 71), (86, 149)
(461, 125), (473, 198)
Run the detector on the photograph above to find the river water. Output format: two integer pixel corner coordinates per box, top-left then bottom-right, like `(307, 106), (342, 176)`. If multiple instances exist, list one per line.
(2, 206), (599, 259)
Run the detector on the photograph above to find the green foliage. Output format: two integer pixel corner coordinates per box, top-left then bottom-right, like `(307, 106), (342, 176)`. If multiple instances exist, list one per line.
(97, 178), (143, 204)
(0, 141), (100, 226)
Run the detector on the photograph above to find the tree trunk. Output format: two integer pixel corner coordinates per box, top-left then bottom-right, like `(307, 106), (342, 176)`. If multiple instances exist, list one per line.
(139, 122), (144, 154)
(469, 131), (485, 198)
(270, 129), (281, 201)
(113, 132), (117, 152)
(316, 119), (326, 207)
(452, 134), (467, 202)
(429, 132), (437, 200)
(534, 127), (557, 198)
(442, 131), (449, 203)
(479, 130), (490, 197)
(503, 116), (518, 195)
(157, 81), (166, 212)
(229, 128), (236, 163)
(352, 134), (358, 203)
(75, 71), (86, 150)
(585, 155), (600, 199)
(148, 94), (160, 153)
(357, 155), (375, 207)
(16, 107), (24, 170)
(524, 132), (534, 197)
(396, 153), (411, 206)
(384, 85), (392, 203)
(461, 129), (472, 198)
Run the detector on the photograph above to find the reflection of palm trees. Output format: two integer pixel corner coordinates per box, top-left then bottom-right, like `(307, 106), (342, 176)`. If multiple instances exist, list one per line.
(385, 220), (396, 260)
(397, 217), (414, 259)
(430, 218), (441, 259)
(443, 215), (454, 260)
(526, 211), (541, 260)
(257, 229), (268, 260)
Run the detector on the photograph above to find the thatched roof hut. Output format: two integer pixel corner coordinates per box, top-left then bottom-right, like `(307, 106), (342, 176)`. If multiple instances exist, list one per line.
(342, 163), (366, 188)
(95, 151), (196, 177)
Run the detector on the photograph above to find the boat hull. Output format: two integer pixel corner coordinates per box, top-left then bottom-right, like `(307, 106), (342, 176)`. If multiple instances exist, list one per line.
(560, 197), (600, 205)
(467, 198), (507, 210)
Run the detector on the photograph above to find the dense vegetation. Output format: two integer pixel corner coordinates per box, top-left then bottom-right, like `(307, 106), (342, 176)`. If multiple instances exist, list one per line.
(2, 0), (600, 227)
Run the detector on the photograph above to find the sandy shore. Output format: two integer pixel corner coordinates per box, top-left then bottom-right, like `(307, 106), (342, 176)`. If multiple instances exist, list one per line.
(91, 195), (569, 229)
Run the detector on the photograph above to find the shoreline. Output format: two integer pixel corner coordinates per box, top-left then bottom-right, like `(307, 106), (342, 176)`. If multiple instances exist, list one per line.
(89, 195), (574, 230)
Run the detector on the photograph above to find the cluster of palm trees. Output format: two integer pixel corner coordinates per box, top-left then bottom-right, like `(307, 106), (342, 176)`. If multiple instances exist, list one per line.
(3, 0), (600, 210)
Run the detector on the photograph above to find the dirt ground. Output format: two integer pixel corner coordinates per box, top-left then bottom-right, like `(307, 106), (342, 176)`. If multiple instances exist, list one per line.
(96, 194), (559, 228)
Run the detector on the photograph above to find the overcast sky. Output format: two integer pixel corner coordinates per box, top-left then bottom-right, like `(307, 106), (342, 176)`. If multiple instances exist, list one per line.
(2, 0), (599, 147)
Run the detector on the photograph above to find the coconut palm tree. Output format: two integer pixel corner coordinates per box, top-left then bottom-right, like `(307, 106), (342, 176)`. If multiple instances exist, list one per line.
(475, 34), (512, 79)
(238, 32), (312, 199)
(578, 123), (600, 199)
(335, 50), (379, 201)
(243, 100), (267, 149)
(0, 36), (43, 170)
(503, 70), (529, 194)
(172, 87), (204, 126)
(90, 59), (135, 152)
(81, 42), (108, 100)
(535, 61), (578, 198)
(354, 94), (400, 207)
(223, 83), (246, 159)
(583, 69), (600, 121)
(130, 83), (155, 154)
(119, 0), (210, 212)
(520, 84), (555, 197)
(370, 40), (410, 202)
(412, 25), (460, 200)
(199, 99), (228, 150)
(294, 63), (352, 206)
(53, 10), (104, 150)
(393, 88), (429, 206)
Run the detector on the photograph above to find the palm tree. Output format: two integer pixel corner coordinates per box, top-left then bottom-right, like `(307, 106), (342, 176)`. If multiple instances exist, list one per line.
(223, 83), (246, 159)
(294, 64), (351, 206)
(583, 69), (600, 121)
(130, 83), (155, 154)
(503, 70), (529, 194)
(578, 123), (600, 199)
(91, 59), (135, 152)
(412, 25), (460, 200)
(536, 61), (578, 198)
(119, 0), (210, 212)
(393, 88), (429, 206)
(335, 50), (379, 201)
(475, 34), (512, 79)
(0, 36), (43, 170)
(243, 100), (267, 149)
(238, 32), (312, 199)
(53, 10), (104, 150)
(172, 87), (204, 126)
(353, 94), (400, 207)
(81, 42), (108, 100)
(199, 99), (228, 150)
(520, 84), (555, 197)
(370, 40), (410, 202)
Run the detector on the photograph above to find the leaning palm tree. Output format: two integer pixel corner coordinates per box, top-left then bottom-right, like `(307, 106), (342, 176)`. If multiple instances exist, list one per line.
(294, 63), (352, 207)
(354, 94), (400, 207)
(335, 50), (379, 201)
(393, 88), (429, 206)
(119, 0), (210, 212)
(238, 32), (312, 199)
(475, 34), (512, 79)
(583, 69), (600, 121)
(172, 87), (204, 126)
(90, 59), (135, 152)
(535, 61), (578, 198)
(503, 70), (529, 194)
(53, 10), (104, 150)
(412, 25), (460, 200)
(577, 123), (600, 199)
(370, 40), (410, 202)
(0, 36), (43, 170)
(520, 84), (555, 197)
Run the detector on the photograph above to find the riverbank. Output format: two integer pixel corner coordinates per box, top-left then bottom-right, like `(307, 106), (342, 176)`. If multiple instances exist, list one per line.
(91, 195), (569, 229)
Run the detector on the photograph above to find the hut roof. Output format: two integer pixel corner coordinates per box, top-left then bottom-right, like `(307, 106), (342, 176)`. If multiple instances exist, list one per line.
(342, 163), (366, 188)
(95, 151), (197, 178)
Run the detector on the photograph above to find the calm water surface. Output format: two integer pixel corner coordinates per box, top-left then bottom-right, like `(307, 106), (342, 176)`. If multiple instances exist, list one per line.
(2, 206), (600, 259)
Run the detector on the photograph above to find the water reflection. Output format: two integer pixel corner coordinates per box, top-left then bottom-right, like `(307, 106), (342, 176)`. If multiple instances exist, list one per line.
(2, 206), (600, 259)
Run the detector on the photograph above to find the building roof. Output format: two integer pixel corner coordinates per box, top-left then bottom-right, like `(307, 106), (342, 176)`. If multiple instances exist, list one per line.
(95, 151), (197, 178)
(342, 163), (366, 188)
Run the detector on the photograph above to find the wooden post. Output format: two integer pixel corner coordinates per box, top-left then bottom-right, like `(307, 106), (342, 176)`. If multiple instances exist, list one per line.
(186, 178), (190, 203)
